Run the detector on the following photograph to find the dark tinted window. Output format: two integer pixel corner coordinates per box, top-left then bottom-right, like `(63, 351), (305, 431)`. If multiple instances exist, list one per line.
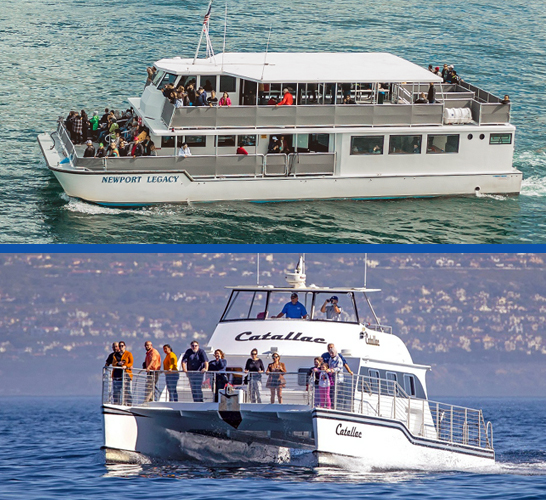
(217, 135), (236, 147)
(427, 134), (460, 154)
(351, 136), (384, 155)
(185, 135), (206, 148)
(389, 135), (422, 154)
(220, 75), (237, 93)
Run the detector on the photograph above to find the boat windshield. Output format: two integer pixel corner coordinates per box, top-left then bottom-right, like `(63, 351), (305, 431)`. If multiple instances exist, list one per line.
(221, 290), (359, 323)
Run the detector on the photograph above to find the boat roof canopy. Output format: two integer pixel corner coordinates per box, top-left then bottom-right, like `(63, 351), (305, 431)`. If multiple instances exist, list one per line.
(154, 52), (443, 84)
(226, 286), (381, 293)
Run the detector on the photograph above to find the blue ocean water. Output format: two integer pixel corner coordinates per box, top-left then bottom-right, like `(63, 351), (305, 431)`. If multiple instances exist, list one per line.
(1, 0), (546, 243)
(0, 397), (545, 499)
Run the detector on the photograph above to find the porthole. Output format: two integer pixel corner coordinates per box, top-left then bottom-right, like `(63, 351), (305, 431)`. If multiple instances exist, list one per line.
(467, 134), (473, 140)
(479, 134), (485, 140)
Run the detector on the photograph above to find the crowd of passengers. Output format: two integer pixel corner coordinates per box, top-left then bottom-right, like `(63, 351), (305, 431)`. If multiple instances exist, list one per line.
(105, 338), (353, 410)
(64, 108), (156, 159)
(106, 294), (354, 409)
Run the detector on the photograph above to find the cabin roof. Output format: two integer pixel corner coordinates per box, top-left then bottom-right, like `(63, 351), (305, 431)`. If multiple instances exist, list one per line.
(226, 286), (381, 293)
(154, 52), (443, 84)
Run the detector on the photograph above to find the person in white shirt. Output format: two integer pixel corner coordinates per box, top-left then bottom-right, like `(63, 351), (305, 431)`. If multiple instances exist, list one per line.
(178, 143), (191, 157)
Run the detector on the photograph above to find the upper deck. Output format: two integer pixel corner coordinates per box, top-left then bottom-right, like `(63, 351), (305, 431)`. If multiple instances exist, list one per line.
(136, 51), (511, 135)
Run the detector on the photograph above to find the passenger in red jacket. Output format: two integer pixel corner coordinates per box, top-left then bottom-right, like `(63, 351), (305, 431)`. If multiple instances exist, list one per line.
(276, 88), (293, 106)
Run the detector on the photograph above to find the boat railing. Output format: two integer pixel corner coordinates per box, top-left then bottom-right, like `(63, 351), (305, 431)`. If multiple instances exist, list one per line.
(102, 367), (492, 450)
(56, 120), (77, 162)
(166, 102), (445, 129)
(363, 323), (392, 334)
(72, 152), (336, 178)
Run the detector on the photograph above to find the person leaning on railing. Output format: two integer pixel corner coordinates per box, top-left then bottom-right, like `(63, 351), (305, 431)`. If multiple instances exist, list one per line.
(143, 341), (161, 402)
(182, 341), (209, 402)
(162, 344), (179, 402)
(118, 341), (133, 405)
(208, 349), (228, 402)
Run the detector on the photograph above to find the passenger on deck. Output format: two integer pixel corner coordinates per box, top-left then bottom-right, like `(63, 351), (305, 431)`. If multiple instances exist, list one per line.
(427, 83), (436, 104)
(196, 87), (208, 106)
(118, 139), (130, 157)
(414, 92), (428, 104)
(207, 90), (218, 107)
(441, 64), (449, 82)
(342, 95), (356, 104)
(275, 292), (308, 319)
(83, 140), (95, 158)
(276, 88), (294, 106)
(108, 142), (120, 157)
(320, 296), (341, 320)
(145, 66), (156, 87)
(265, 353), (286, 403)
(182, 340), (209, 402)
(73, 113), (83, 144)
(81, 110), (90, 141)
(144, 341), (161, 402)
(501, 95), (510, 105)
(162, 83), (175, 98)
(318, 362), (333, 409)
(96, 143), (106, 158)
(219, 92), (231, 107)
(451, 70), (461, 84)
(89, 111), (100, 140)
(267, 136), (281, 154)
(133, 138), (144, 158)
(245, 349), (265, 403)
(186, 83), (196, 105)
(203, 79), (214, 92)
(321, 343), (353, 376)
(118, 341), (133, 405)
(179, 143), (191, 157)
(149, 142), (158, 156)
(236, 143), (248, 155)
(175, 93), (185, 108)
(162, 344), (179, 402)
(105, 342), (122, 404)
(208, 349), (228, 402)
(267, 96), (277, 105)
(433, 66), (441, 77)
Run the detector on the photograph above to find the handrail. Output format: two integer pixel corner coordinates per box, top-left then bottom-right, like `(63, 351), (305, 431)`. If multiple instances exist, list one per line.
(102, 367), (493, 451)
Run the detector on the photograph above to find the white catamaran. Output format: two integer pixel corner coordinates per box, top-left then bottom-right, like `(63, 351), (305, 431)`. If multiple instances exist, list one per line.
(102, 258), (494, 469)
(38, 5), (520, 206)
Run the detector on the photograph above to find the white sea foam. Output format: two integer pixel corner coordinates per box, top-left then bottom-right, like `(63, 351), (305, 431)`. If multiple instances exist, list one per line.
(520, 175), (546, 197)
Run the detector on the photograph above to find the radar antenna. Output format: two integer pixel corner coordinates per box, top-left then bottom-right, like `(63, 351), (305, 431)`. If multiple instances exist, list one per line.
(285, 254), (306, 288)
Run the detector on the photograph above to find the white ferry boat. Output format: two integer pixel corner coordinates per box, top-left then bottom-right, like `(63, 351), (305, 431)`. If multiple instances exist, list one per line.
(102, 259), (495, 469)
(38, 16), (521, 205)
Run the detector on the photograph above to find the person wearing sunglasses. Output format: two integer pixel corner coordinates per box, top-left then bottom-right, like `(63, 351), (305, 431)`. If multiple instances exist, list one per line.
(245, 349), (265, 403)
(182, 341), (209, 402)
(266, 353), (287, 403)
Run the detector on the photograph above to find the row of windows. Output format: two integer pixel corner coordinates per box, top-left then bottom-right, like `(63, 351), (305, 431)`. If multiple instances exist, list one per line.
(350, 133), (512, 156)
(153, 71), (238, 93)
(161, 135), (258, 148)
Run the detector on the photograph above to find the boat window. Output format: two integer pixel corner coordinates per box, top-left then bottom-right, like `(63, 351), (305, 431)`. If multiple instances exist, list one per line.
(351, 136), (384, 155)
(152, 70), (165, 87)
(298, 83), (319, 105)
(309, 134), (329, 153)
(297, 135), (309, 150)
(489, 133), (512, 145)
(312, 292), (358, 323)
(388, 135), (422, 154)
(268, 291), (311, 319)
(426, 134), (459, 154)
(161, 136), (175, 148)
(403, 374), (416, 396)
(386, 372), (398, 395)
(238, 135), (256, 147)
(220, 75), (237, 93)
(201, 76), (217, 92)
(184, 136), (207, 148)
(222, 291), (268, 321)
(216, 135), (236, 147)
(368, 369), (380, 393)
(158, 72), (178, 90)
(179, 75), (197, 88)
(355, 83), (373, 103)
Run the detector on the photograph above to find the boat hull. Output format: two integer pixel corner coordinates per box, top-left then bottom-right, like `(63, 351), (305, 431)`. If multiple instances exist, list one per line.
(102, 403), (494, 470)
(39, 133), (522, 206)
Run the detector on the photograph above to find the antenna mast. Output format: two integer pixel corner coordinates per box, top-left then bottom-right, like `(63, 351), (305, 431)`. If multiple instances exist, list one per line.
(260, 27), (272, 81)
(364, 253), (368, 288)
(256, 253), (260, 286)
(194, 0), (215, 64)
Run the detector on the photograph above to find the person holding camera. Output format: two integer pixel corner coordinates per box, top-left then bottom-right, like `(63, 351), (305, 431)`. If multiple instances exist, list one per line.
(320, 295), (341, 321)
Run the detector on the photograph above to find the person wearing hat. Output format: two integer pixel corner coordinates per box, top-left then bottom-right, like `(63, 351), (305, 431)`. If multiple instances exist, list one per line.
(275, 292), (308, 319)
(320, 296), (341, 321)
(83, 140), (95, 158)
(276, 88), (294, 107)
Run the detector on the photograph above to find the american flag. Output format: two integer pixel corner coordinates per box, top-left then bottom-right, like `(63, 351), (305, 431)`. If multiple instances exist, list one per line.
(203, 2), (212, 25)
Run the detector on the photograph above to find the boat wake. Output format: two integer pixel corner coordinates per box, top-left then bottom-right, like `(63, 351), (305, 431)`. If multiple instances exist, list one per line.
(520, 175), (546, 197)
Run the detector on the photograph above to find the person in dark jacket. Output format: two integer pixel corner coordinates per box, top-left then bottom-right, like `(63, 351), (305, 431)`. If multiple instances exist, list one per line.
(245, 349), (265, 403)
(208, 349), (228, 402)
(427, 83), (436, 104)
(83, 140), (95, 157)
(96, 143), (106, 158)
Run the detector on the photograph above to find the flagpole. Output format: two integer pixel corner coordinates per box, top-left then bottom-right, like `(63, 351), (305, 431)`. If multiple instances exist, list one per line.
(194, 0), (213, 64)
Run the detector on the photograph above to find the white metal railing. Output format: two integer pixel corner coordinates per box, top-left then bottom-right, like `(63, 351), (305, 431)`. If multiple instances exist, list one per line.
(102, 368), (493, 451)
